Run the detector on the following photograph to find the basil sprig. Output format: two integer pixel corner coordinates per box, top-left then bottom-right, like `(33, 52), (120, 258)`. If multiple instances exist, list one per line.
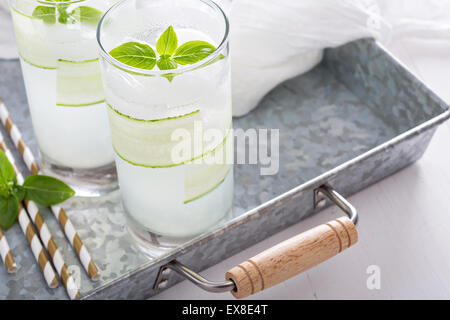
(32, 1), (102, 25)
(0, 150), (75, 230)
(109, 25), (222, 79)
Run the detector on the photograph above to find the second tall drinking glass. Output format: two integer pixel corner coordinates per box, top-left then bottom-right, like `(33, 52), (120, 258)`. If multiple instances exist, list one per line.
(97, 0), (233, 254)
(10, 0), (117, 196)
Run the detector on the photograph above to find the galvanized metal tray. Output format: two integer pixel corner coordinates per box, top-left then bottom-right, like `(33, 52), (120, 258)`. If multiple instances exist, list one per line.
(0, 38), (448, 299)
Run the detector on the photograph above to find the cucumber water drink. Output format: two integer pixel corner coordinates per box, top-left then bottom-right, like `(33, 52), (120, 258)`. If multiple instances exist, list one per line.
(10, 0), (117, 196)
(98, 0), (232, 253)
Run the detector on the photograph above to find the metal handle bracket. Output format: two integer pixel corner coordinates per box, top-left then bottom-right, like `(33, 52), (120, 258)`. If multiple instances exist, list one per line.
(153, 185), (358, 293)
(314, 185), (358, 225)
(153, 260), (235, 292)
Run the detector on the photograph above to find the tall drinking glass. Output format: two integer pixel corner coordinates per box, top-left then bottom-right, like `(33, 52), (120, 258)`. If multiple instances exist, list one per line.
(10, 0), (117, 196)
(97, 0), (233, 254)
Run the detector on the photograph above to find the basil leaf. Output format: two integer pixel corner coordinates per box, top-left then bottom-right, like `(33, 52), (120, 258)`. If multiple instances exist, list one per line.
(0, 194), (19, 230)
(0, 150), (15, 186)
(32, 6), (56, 24)
(156, 26), (177, 56)
(23, 175), (75, 206)
(157, 57), (177, 70)
(173, 41), (216, 65)
(110, 42), (156, 70)
(71, 6), (103, 24)
(11, 185), (25, 202)
(0, 186), (9, 198)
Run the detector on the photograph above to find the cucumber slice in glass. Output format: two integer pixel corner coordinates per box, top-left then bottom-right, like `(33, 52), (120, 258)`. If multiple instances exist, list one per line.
(108, 104), (205, 167)
(56, 58), (104, 106)
(184, 131), (232, 203)
(11, 6), (57, 69)
(12, 4), (104, 107)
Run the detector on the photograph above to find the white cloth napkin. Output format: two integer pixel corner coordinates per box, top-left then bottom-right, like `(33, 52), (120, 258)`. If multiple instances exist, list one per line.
(229, 0), (450, 116)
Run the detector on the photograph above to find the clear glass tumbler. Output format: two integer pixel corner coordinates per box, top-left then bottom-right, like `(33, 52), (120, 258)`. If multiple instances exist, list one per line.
(97, 0), (233, 255)
(10, 0), (117, 197)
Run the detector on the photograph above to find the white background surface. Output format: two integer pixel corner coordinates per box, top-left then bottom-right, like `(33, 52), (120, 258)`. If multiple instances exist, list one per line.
(154, 39), (450, 299)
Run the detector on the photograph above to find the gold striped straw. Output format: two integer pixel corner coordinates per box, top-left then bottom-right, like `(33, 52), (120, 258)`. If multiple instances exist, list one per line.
(0, 134), (80, 298)
(0, 227), (17, 274)
(0, 134), (58, 288)
(0, 99), (100, 282)
(25, 199), (81, 299)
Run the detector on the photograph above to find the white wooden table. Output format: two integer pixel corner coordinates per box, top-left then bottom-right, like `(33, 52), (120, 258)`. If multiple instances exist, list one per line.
(154, 39), (450, 300)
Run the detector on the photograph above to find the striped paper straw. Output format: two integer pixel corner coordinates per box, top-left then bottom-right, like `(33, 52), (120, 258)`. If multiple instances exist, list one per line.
(17, 203), (59, 288)
(0, 132), (80, 299)
(0, 133), (58, 288)
(0, 227), (17, 274)
(0, 99), (100, 282)
(23, 197), (80, 299)
(0, 99), (39, 175)
(25, 201), (80, 299)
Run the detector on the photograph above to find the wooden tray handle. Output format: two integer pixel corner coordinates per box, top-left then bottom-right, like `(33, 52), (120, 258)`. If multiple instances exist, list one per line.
(226, 216), (358, 299)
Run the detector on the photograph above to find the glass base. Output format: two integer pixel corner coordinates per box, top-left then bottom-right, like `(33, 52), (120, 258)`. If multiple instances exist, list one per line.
(40, 152), (118, 198)
(126, 208), (234, 258)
